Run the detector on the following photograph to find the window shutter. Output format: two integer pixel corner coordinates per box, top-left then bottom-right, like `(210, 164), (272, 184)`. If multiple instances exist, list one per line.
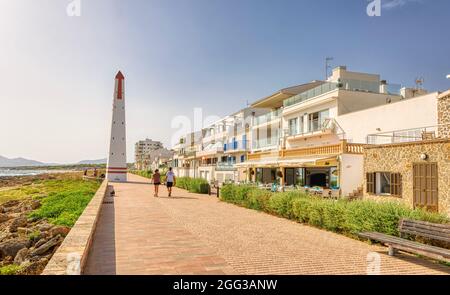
(366, 172), (375, 194)
(390, 173), (402, 196)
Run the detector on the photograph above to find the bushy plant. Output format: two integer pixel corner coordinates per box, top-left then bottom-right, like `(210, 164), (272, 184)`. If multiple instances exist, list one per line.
(175, 177), (210, 194)
(0, 264), (22, 275)
(28, 179), (100, 227)
(220, 184), (449, 241)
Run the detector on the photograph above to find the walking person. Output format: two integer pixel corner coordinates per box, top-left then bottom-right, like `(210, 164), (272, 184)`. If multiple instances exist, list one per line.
(152, 169), (161, 197)
(166, 167), (176, 197)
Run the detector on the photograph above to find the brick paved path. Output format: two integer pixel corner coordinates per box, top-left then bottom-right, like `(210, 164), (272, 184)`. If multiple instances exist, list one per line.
(84, 174), (449, 275)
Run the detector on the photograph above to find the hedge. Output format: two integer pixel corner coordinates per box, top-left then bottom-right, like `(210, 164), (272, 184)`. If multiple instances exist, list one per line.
(175, 177), (209, 194)
(220, 184), (448, 240)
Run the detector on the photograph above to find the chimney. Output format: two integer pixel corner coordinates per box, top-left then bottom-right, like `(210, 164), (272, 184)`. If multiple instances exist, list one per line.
(380, 80), (388, 94)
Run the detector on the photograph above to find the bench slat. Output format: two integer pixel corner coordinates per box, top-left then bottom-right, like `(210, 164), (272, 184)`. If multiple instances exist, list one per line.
(401, 222), (450, 234)
(400, 229), (450, 243)
(401, 219), (450, 230)
(358, 232), (450, 258)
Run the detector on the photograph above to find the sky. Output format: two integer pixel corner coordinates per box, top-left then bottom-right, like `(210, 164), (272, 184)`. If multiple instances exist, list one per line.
(0, 0), (449, 164)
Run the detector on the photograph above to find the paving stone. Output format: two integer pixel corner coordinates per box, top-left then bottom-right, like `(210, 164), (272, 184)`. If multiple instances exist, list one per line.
(83, 174), (450, 275)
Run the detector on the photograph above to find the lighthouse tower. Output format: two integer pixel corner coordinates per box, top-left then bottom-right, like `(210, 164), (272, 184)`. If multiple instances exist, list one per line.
(106, 71), (127, 182)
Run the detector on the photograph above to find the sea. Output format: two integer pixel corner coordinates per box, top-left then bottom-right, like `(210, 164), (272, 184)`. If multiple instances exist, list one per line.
(0, 169), (51, 177)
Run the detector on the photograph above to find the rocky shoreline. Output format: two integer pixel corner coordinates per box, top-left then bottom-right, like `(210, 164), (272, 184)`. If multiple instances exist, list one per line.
(0, 198), (70, 275)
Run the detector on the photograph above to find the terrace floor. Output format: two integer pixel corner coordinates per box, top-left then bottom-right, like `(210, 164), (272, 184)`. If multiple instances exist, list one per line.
(84, 173), (449, 275)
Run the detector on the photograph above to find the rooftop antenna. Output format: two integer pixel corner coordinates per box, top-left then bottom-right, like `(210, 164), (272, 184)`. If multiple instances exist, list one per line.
(415, 77), (424, 90)
(325, 57), (334, 80)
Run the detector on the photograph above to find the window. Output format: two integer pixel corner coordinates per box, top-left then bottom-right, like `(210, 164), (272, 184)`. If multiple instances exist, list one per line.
(366, 172), (401, 196)
(308, 109), (329, 132)
(289, 118), (298, 136)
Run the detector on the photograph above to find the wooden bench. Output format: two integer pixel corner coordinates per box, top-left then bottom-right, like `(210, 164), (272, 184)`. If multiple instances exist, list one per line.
(358, 219), (450, 263)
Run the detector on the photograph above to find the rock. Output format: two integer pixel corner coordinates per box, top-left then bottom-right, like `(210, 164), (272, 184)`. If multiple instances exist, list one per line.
(0, 239), (30, 258)
(50, 226), (71, 237)
(33, 238), (47, 249)
(37, 223), (52, 232)
(30, 200), (41, 210)
(9, 217), (27, 232)
(0, 213), (11, 224)
(14, 248), (28, 265)
(17, 227), (33, 235)
(17, 258), (48, 275)
(30, 235), (62, 256)
(1, 200), (20, 208)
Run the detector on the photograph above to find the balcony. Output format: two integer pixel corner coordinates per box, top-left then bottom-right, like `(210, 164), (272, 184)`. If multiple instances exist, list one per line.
(366, 125), (446, 145)
(252, 137), (280, 150)
(224, 140), (249, 153)
(254, 109), (282, 126)
(286, 118), (345, 140)
(284, 82), (338, 108)
(248, 140), (369, 161)
(283, 80), (402, 108)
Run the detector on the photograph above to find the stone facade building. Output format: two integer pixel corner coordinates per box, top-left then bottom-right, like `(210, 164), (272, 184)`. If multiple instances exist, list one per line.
(363, 139), (450, 215)
(438, 90), (450, 138)
(363, 90), (450, 216)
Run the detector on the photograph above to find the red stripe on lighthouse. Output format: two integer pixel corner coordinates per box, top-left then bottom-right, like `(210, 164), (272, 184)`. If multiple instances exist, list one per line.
(116, 71), (124, 100)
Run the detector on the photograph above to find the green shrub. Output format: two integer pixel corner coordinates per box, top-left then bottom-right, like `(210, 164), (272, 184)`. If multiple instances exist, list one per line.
(247, 189), (272, 210)
(267, 191), (306, 218)
(220, 184), (449, 242)
(0, 264), (22, 275)
(28, 179), (100, 227)
(175, 177), (209, 194)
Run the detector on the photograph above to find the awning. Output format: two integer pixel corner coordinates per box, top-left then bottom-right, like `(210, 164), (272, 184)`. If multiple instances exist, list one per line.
(235, 156), (338, 168)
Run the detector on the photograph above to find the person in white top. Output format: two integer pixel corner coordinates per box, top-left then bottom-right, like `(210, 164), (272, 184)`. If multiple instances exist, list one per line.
(166, 167), (176, 197)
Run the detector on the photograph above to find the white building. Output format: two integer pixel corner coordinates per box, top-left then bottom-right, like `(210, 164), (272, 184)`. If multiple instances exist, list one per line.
(134, 138), (164, 170)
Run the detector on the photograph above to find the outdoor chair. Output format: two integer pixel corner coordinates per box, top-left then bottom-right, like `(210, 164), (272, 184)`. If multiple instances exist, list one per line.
(321, 189), (331, 198)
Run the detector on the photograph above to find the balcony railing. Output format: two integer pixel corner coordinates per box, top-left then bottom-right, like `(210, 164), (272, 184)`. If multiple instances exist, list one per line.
(366, 125), (447, 145)
(284, 82), (338, 108)
(252, 137), (280, 150)
(287, 118), (345, 139)
(248, 140), (369, 161)
(283, 80), (402, 108)
(224, 140), (249, 152)
(254, 109), (282, 125)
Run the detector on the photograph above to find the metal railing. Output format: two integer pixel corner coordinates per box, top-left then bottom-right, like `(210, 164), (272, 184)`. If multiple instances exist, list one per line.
(252, 137), (280, 150)
(254, 109), (282, 125)
(284, 82), (338, 107)
(366, 125), (447, 145)
(283, 80), (402, 108)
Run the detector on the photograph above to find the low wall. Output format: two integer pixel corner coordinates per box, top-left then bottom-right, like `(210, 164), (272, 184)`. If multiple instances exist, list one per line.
(41, 180), (109, 275)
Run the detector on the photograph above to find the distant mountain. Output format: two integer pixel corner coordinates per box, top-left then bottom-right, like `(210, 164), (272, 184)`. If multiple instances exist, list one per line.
(0, 155), (46, 167)
(76, 158), (107, 165)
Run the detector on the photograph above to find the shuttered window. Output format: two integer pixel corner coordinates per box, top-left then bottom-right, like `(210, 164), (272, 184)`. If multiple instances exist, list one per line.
(366, 172), (375, 194)
(390, 173), (402, 196)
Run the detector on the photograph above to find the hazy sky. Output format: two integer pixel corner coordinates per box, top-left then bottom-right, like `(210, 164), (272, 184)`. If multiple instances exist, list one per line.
(0, 0), (449, 164)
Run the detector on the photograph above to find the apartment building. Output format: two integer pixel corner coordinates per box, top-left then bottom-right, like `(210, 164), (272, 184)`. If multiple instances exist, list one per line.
(170, 65), (448, 202)
(363, 90), (450, 215)
(172, 108), (264, 183)
(134, 138), (164, 170)
(241, 66), (441, 196)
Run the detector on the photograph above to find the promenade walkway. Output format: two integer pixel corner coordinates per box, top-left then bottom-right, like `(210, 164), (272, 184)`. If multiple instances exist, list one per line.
(84, 174), (449, 275)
